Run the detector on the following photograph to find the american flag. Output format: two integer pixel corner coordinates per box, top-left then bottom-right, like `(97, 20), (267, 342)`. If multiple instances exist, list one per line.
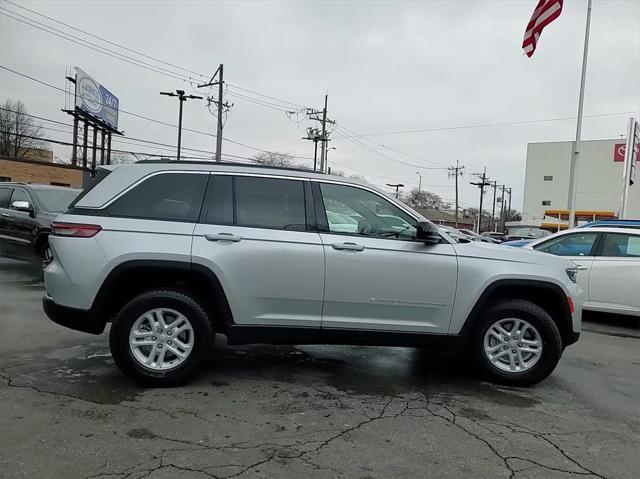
(522, 0), (564, 57)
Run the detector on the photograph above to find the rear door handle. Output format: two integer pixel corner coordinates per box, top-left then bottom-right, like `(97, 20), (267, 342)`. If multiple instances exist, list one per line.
(331, 242), (365, 252)
(1, 213), (9, 217)
(204, 233), (242, 242)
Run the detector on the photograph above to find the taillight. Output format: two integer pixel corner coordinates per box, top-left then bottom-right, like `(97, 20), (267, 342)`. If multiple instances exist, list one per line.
(51, 222), (102, 238)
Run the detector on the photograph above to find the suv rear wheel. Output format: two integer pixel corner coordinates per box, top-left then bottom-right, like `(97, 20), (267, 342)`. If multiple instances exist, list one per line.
(109, 290), (213, 386)
(473, 299), (562, 386)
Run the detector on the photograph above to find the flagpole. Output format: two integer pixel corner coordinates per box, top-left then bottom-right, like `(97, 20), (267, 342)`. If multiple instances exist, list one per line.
(567, 0), (593, 228)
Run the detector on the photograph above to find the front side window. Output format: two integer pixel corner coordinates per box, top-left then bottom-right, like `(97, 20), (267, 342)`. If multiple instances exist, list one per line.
(319, 182), (417, 240)
(535, 232), (598, 257)
(9, 189), (30, 208)
(600, 233), (640, 258)
(108, 173), (208, 222)
(235, 176), (306, 231)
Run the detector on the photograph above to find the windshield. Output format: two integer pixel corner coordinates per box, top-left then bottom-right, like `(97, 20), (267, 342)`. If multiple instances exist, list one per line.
(33, 188), (81, 212)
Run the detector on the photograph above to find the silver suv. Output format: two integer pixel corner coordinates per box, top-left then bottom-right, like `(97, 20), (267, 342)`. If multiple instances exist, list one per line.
(43, 161), (583, 387)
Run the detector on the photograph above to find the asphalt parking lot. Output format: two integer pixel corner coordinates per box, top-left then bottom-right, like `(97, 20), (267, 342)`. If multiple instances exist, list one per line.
(0, 258), (638, 479)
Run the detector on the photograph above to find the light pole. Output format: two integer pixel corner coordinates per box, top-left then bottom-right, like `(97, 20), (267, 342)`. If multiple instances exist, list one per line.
(386, 183), (404, 199)
(160, 89), (203, 161)
(325, 147), (336, 173)
(416, 171), (422, 194)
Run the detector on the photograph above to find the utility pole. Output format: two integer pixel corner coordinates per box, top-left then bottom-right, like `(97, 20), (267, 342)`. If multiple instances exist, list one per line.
(160, 89), (203, 161)
(470, 167), (490, 233)
(198, 64), (231, 162)
(320, 94), (328, 172)
(506, 187), (512, 227)
(499, 184), (507, 233)
(416, 171), (422, 194)
(490, 181), (498, 231)
(447, 159), (465, 227)
(306, 98), (335, 173)
(387, 183), (404, 199)
(303, 127), (321, 171)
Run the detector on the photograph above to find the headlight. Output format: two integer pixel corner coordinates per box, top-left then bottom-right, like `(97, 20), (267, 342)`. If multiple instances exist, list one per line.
(566, 268), (578, 283)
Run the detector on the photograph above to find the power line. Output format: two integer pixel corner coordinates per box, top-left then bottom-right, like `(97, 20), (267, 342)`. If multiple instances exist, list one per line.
(0, 65), (314, 160)
(3, 1), (311, 111)
(336, 123), (450, 168)
(334, 111), (640, 139)
(0, 8), (193, 82)
(4, 0), (207, 79)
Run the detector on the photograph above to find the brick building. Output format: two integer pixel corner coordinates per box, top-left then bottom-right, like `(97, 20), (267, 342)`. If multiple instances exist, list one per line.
(0, 156), (87, 188)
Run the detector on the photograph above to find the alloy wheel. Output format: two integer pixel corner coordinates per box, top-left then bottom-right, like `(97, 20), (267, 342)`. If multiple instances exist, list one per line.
(128, 308), (194, 371)
(483, 318), (542, 373)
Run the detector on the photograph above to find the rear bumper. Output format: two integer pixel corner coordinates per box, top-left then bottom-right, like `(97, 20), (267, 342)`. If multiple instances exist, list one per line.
(42, 294), (106, 335)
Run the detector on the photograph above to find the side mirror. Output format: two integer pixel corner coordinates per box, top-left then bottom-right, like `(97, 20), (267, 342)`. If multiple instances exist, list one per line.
(416, 221), (441, 244)
(11, 200), (33, 213)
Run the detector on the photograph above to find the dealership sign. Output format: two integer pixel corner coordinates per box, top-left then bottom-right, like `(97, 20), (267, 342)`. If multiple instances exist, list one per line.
(614, 142), (639, 163)
(75, 67), (119, 129)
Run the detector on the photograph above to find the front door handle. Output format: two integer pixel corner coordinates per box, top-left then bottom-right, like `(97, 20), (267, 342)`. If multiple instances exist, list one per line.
(331, 242), (365, 252)
(576, 266), (589, 271)
(1, 213), (9, 217)
(204, 233), (242, 242)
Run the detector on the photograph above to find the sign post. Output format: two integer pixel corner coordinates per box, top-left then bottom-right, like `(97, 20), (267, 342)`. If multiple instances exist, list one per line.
(620, 117), (639, 219)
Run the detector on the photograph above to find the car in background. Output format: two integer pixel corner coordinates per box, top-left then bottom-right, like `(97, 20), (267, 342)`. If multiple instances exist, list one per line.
(0, 183), (80, 268)
(457, 228), (500, 243)
(579, 219), (640, 229)
(482, 231), (506, 243)
(524, 227), (640, 317)
(437, 225), (472, 243)
(502, 238), (535, 247)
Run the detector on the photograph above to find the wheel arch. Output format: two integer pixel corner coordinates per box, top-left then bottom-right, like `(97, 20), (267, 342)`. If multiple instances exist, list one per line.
(459, 279), (573, 347)
(91, 260), (234, 333)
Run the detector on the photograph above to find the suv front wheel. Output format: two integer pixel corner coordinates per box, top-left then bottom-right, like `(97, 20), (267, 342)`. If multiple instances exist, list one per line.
(473, 299), (562, 386)
(109, 290), (213, 386)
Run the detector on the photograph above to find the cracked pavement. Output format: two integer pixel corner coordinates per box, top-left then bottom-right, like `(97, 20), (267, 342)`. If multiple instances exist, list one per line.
(1, 259), (638, 479)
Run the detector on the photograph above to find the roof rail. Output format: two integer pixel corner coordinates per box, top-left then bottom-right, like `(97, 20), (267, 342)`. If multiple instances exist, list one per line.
(134, 159), (320, 174)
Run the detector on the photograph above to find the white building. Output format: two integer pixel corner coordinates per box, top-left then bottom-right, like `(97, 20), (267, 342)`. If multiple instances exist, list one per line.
(521, 138), (639, 228)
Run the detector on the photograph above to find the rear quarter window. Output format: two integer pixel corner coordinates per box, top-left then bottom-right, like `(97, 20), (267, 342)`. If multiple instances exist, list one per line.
(0, 187), (11, 208)
(107, 172), (209, 222)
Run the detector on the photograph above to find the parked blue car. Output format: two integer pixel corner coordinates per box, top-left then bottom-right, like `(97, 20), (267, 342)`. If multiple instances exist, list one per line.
(579, 219), (640, 229)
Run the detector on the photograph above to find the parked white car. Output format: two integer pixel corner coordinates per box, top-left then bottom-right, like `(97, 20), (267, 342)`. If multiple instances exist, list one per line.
(526, 227), (640, 317)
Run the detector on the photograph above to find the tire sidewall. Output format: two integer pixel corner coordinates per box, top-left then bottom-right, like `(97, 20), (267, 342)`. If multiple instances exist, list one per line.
(110, 290), (212, 386)
(474, 301), (562, 386)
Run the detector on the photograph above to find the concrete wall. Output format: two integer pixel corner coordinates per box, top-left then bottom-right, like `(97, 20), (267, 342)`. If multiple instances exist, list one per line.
(522, 139), (640, 223)
(0, 157), (85, 188)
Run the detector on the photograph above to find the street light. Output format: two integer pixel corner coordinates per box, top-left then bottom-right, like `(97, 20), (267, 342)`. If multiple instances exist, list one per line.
(160, 89), (203, 161)
(325, 147), (336, 173)
(386, 183), (404, 199)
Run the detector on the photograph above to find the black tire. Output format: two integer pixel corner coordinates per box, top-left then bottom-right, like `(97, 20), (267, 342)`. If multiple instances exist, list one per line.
(473, 299), (562, 387)
(40, 241), (53, 271)
(109, 289), (214, 386)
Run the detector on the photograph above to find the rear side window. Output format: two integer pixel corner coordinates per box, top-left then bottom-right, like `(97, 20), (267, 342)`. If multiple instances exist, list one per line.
(600, 233), (640, 257)
(0, 188), (11, 208)
(108, 173), (208, 222)
(235, 176), (306, 231)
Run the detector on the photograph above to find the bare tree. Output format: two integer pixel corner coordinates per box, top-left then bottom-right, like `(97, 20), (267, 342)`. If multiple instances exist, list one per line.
(0, 99), (46, 158)
(404, 188), (450, 210)
(348, 174), (368, 183)
(252, 151), (294, 168)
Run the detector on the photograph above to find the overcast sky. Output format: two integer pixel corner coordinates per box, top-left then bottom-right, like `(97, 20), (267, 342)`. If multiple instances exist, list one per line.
(1, 0), (639, 214)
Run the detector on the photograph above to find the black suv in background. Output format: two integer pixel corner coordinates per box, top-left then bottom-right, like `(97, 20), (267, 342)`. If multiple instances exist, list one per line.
(0, 182), (80, 268)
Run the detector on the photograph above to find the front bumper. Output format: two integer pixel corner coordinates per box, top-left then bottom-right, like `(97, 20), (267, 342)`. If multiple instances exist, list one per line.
(42, 294), (106, 335)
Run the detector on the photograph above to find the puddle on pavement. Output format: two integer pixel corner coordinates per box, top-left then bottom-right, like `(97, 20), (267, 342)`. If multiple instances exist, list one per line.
(203, 337), (541, 408)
